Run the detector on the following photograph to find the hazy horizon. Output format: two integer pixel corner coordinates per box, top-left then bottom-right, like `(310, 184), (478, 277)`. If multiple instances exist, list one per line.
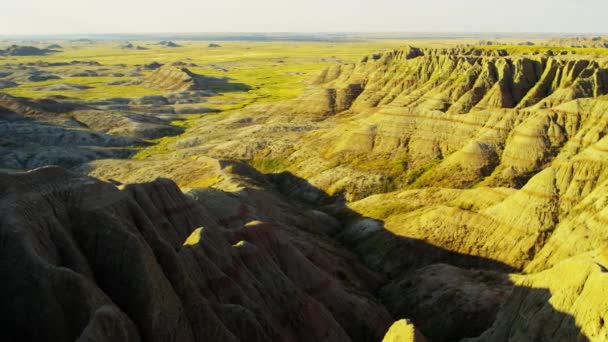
(3, 0), (608, 36)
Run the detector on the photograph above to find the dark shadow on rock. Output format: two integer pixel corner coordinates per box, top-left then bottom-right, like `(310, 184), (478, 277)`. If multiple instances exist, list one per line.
(268, 171), (515, 272)
(0, 166), (391, 342)
(265, 170), (591, 342)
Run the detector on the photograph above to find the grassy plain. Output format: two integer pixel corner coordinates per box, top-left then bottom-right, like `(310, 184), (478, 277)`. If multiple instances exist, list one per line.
(1, 40), (413, 105)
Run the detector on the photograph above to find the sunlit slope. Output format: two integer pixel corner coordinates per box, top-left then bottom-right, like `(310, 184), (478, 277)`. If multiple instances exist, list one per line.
(136, 46), (608, 197)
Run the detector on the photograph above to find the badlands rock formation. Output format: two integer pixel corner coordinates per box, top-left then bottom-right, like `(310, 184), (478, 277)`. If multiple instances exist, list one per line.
(154, 46), (608, 199)
(0, 93), (141, 169)
(1, 166), (392, 342)
(0, 92), (188, 170)
(4, 45), (608, 341)
(0, 56), (223, 171)
(0, 44), (54, 56)
(142, 63), (207, 91)
(544, 36), (608, 48)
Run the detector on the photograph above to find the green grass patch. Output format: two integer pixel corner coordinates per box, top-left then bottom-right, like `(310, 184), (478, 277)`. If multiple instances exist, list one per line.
(6, 76), (165, 100)
(249, 158), (290, 173)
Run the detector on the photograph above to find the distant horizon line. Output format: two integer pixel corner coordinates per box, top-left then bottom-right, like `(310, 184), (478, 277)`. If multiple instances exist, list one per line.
(1, 31), (607, 40)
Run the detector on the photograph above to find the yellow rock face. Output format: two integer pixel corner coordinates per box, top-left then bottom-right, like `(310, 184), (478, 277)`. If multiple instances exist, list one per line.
(382, 319), (427, 342)
(183, 227), (203, 246)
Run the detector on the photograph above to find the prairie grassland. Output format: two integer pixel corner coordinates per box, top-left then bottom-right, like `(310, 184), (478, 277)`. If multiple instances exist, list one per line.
(1, 40), (414, 103)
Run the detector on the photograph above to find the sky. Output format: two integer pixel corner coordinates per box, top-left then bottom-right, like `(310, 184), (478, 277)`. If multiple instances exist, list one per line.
(2, 0), (607, 35)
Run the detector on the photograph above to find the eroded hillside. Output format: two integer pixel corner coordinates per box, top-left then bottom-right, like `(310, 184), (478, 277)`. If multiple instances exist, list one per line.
(144, 46), (608, 197)
(1, 166), (392, 342)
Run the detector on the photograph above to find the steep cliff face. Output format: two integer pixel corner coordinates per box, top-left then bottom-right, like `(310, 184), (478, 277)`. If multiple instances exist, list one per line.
(287, 48), (608, 197)
(312, 46), (608, 113)
(0, 167), (392, 342)
(314, 48), (608, 341)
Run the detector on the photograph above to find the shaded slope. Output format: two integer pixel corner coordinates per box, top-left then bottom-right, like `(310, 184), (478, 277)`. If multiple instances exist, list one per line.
(0, 93), (143, 169)
(0, 166), (392, 342)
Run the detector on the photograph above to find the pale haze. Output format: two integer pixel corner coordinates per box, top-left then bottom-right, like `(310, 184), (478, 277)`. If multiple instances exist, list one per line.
(2, 0), (607, 35)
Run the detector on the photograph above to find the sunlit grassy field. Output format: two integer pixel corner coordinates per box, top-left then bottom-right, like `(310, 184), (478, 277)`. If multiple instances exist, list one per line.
(0, 40), (418, 107)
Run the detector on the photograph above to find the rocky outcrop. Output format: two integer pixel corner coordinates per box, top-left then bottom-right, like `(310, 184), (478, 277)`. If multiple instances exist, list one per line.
(0, 91), (215, 169)
(142, 63), (207, 91)
(121, 43), (147, 50)
(159, 41), (181, 48)
(0, 94), (147, 169)
(293, 48), (608, 196)
(312, 47), (608, 113)
(0, 45), (53, 56)
(0, 92), (74, 117)
(35, 83), (92, 91)
(0, 166), (392, 341)
(0, 80), (17, 89)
